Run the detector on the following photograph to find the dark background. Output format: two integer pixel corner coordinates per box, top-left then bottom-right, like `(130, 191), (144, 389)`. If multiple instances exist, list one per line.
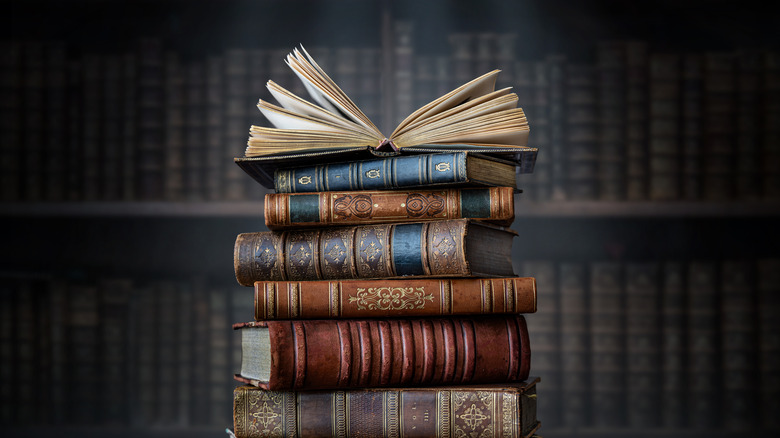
(2, 0), (779, 437)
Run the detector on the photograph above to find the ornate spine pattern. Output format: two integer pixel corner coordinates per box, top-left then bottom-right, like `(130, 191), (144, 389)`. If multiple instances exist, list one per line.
(233, 381), (539, 438)
(253, 277), (537, 320)
(273, 152), (470, 193)
(264, 187), (515, 229)
(236, 220), (493, 286)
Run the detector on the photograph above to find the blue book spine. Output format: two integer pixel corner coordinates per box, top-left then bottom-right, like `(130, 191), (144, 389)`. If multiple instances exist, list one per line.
(274, 152), (469, 193)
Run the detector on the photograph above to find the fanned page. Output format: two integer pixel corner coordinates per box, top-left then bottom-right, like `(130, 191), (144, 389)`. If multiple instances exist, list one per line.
(245, 46), (531, 157)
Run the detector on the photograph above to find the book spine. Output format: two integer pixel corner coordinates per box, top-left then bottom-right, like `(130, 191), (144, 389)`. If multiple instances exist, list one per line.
(681, 54), (703, 200)
(559, 262), (589, 427)
(547, 55), (568, 200)
(67, 284), (100, 424)
(236, 315), (530, 390)
(265, 187), (515, 229)
(245, 49), (268, 201)
(99, 279), (132, 425)
(49, 279), (68, 425)
(184, 61), (205, 201)
(175, 281), (193, 426)
(448, 33), (475, 92)
(223, 49), (249, 201)
(661, 262), (687, 428)
(596, 42), (627, 200)
(625, 263), (660, 427)
(189, 277), (211, 425)
(208, 287), (231, 426)
(495, 33), (517, 91)
(274, 152), (470, 193)
(762, 51), (780, 199)
(589, 262), (625, 428)
(735, 50), (763, 199)
(45, 42), (68, 201)
(648, 53), (681, 200)
(527, 60), (551, 201)
(66, 59), (83, 201)
(163, 53), (186, 201)
(686, 262), (721, 428)
(133, 284), (157, 425)
(565, 64), (598, 200)
(15, 279), (37, 424)
(757, 259), (780, 430)
(136, 38), (164, 200)
(720, 261), (758, 430)
(121, 53), (137, 201)
(358, 47), (382, 127)
(520, 261), (560, 426)
(625, 42), (649, 200)
(22, 42), (45, 201)
(254, 277), (536, 319)
(702, 53), (736, 200)
(233, 383), (539, 438)
(413, 54), (437, 111)
(0, 42), (21, 201)
(235, 220), (506, 285)
(102, 55), (122, 201)
(205, 56), (224, 201)
(82, 53), (102, 201)
(156, 282), (179, 425)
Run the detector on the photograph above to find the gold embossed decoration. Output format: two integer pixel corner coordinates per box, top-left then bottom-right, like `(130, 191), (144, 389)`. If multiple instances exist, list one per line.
(429, 222), (462, 274)
(365, 168), (381, 179)
(405, 193), (445, 217)
(334, 194), (374, 218)
(452, 391), (495, 438)
(298, 175), (312, 185)
(435, 161), (451, 172)
(245, 389), (285, 437)
(348, 287), (433, 310)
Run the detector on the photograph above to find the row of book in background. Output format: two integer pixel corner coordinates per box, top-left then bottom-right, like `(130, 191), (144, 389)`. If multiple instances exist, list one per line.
(2, 257), (777, 433)
(2, 29), (779, 203)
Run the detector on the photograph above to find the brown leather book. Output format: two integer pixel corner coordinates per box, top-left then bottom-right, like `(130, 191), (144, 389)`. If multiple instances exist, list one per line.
(264, 187), (516, 229)
(234, 219), (516, 286)
(253, 277), (536, 320)
(233, 378), (541, 438)
(233, 315), (531, 391)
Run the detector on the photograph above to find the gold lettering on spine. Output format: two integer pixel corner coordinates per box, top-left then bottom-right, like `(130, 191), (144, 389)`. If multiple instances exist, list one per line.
(267, 283), (276, 319)
(290, 283), (300, 318)
(385, 391), (400, 438)
(334, 391), (347, 437)
(442, 280), (452, 314)
(438, 390), (451, 438)
(502, 393), (516, 437)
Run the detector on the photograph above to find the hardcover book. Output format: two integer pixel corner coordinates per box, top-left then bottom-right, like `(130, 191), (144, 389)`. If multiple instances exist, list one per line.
(234, 219), (516, 285)
(233, 314), (531, 391)
(253, 277), (536, 320)
(268, 151), (519, 193)
(232, 378), (540, 438)
(264, 186), (516, 229)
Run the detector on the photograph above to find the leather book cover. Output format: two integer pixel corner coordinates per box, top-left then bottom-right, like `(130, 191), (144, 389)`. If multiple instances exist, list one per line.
(270, 151), (516, 193)
(233, 314), (531, 391)
(233, 378), (541, 438)
(234, 219), (516, 285)
(235, 146), (538, 189)
(253, 277), (536, 320)
(264, 187), (516, 229)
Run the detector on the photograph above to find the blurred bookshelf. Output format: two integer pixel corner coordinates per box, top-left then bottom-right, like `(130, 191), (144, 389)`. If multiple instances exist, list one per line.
(2, 0), (779, 437)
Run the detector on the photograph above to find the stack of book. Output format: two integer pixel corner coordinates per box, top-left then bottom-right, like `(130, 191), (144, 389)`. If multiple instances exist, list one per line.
(227, 47), (541, 437)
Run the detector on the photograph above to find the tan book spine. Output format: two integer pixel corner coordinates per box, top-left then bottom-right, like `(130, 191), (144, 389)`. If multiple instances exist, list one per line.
(264, 187), (515, 229)
(254, 277), (536, 320)
(233, 379), (541, 438)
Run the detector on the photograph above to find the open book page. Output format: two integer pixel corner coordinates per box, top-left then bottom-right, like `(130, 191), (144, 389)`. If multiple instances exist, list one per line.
(285, 47), (382, 137)
(266, 80), (377, 136)
(399, 108), (529, 146)
(392, 90), (522, 147)
(389, 70), (501, 138)
(246, 126), (377, 156)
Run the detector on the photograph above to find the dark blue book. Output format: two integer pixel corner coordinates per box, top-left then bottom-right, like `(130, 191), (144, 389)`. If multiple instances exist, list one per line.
(269, 151), (518, 194)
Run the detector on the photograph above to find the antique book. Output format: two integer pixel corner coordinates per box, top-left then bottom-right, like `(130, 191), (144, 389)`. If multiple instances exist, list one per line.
(564, 64), (598, 200)
(234, 219), (516, 286)
(648, 53), (681, 200)
(558, 263), (589, 427)
(244, 46), (528, 156)
(233, 315), (531, 391)
(232, 378), (541, 438)
(264, 186), (516, 229)
(253, 277), (536, 320)
(270, 151), (518, 194)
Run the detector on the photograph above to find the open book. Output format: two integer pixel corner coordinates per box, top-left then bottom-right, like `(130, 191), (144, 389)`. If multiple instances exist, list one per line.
(245, 46), (530, 157)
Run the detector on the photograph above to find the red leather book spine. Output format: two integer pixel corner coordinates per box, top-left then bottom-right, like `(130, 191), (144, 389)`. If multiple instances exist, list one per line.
(254, 277), (537, 320)
(234, 315), (530, 391)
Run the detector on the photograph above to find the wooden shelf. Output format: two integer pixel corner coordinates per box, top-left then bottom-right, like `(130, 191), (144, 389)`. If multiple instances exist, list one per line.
(1, 200), (779, 218)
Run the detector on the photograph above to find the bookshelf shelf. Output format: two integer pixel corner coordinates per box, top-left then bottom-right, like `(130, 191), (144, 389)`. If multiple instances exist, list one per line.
(1, 200), (779, 218)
